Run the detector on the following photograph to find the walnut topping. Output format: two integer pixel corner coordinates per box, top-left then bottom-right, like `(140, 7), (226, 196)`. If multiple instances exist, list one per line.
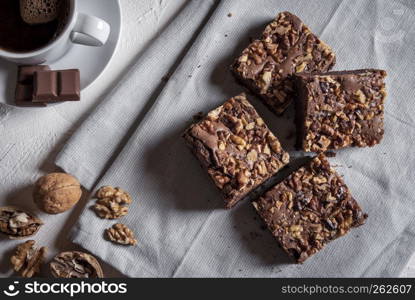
(106, 223), (138, 246)
(0, 207), (43, 239)
(93, 186), (132, 219)
(296, 62), (307, 73)
(236, 170), (250, 188)
(262, 71), (272, 86)
(354, 90), (366, 103)
(218, 141), (226, 151)
(230, 135), (246, 146)
(50, 251), (104, 278)
(247, 150), (258, 162)
(10, 240), (46, 278)
(239, 54), (248, 63)
(281, 152), (290, 164)
(256, 118), (264, 126)
(245, 122), (255, 130)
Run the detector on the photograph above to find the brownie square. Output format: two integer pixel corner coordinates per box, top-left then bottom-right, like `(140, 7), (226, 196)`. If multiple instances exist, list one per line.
(253, 154), (367, 263)
(183, 94), (290, 208)
(295, 69), (387, 152)
(232, 11), (336, 115)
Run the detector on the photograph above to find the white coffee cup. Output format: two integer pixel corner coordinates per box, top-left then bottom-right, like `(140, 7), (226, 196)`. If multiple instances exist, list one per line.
(0, 0), (110, 64)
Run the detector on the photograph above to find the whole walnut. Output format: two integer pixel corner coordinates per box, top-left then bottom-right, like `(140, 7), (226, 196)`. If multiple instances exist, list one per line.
(33, 173), (82, 214)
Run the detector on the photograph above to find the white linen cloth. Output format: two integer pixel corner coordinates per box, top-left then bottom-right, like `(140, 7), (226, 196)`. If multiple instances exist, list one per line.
(57, 0), (415, 277)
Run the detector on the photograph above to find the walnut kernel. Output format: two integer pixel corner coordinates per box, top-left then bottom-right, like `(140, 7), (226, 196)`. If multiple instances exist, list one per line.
(93, 186), (132, 219)
(106, 223), (137, 246)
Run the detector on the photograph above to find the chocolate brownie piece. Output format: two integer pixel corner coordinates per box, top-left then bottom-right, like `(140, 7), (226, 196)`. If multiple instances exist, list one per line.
(253, 154), (367, 263)
(232, 11), (336, 115)
(183, 94), (290, 208)
(295, 69), (387, 152)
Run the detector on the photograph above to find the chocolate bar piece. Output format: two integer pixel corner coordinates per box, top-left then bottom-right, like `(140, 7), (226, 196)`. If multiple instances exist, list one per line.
(232, 12), (336, 114)
(183, 94), (290, 208)
(15, 65), (50, 107)
(253, 154), (367, 263)
(33, 69), (80, 102)
(295, 69), (387, 152)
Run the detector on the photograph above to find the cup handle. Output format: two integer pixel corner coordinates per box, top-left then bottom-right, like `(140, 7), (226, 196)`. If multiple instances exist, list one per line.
(70, 13), (110, 47)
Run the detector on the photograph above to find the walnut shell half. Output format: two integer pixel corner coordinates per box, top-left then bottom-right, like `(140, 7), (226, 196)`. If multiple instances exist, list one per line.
(50, 251), (104, 278)
(0, 206), (43, 239)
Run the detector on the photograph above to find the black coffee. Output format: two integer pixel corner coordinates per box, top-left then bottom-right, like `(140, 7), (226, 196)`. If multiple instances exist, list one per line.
(0, 0), (70, 53)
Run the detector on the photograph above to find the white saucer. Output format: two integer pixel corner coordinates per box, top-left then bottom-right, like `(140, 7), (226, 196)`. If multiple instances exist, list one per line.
(0, 0), (121, 99)
(53, 0), (122, 90)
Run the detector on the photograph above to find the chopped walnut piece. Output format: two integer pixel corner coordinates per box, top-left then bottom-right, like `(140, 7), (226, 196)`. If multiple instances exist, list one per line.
(92, 186), (132, 219)
(0, 206), (43, 239)
(106, 223), (138, 246)
(10, 240), (47, 278)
